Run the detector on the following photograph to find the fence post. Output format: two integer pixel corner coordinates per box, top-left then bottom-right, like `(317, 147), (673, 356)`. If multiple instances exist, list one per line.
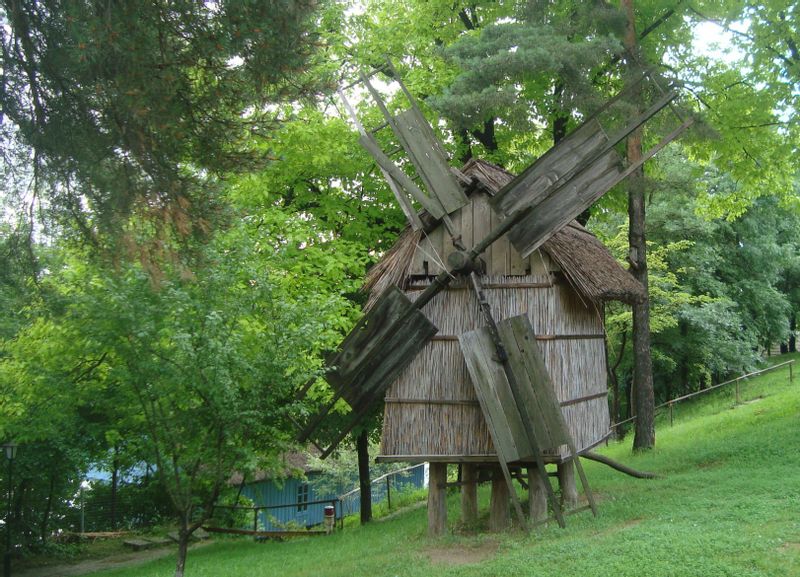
(253, 508), (258, 533)
(386, 476), (392, 511)
(790, 362), (794, 382)
(669, 402), (674, 427)
(735, 377), (740, 405)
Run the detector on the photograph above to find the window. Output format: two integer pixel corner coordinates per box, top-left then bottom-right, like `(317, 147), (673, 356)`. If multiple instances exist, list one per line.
(296, 483), (309, 512)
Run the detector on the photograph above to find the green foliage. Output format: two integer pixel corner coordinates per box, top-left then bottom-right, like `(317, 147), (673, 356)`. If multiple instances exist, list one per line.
(0, 0), (320, 244)
(596, 149), (800, 410)
(430, 2), (623, 134)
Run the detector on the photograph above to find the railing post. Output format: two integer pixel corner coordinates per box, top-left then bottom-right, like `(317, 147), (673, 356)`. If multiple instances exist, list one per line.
(669, 402), (674, 427)
(735, 378), (740, 405)
(253, 508), (258, 533)
(790, 362), (794, 382)
(386, 476), (392, 511)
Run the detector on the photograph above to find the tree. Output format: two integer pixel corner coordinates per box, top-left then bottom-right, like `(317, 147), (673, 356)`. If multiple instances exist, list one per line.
(0, 0), (320, 249)
(0, 214), (362, 576)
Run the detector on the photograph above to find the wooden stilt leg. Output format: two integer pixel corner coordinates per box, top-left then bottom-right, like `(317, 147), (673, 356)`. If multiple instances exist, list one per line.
(461, 464), (478, 526)
(557, 461), (578, 509)
(428, 463), (447, 537)
(528, 466), (548, 523)
(489, 469), (511, 531)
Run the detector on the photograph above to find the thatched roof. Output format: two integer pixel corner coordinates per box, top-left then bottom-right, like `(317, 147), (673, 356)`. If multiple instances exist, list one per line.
(364, 158), (645, 307)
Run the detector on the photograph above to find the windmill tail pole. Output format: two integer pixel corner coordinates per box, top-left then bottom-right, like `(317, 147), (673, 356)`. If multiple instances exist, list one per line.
(582, 451), (659, 479)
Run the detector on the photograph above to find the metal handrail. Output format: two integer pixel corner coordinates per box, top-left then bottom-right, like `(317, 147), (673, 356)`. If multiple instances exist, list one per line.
(611, 359), (795, 429)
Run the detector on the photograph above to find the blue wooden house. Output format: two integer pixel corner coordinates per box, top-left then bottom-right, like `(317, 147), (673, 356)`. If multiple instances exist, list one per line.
(239, 455), (426, 530)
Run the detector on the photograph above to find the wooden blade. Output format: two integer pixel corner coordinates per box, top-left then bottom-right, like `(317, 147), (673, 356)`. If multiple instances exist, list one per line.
(491, 118), (609, 218)
(506, 148), (624, 259)
(327, 285), (438, 408)
(298, 286), (438, 447)
(393, 108), (468, 215)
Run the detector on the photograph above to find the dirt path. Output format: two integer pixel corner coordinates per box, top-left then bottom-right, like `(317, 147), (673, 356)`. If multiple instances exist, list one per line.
(16, 541), (213, 577)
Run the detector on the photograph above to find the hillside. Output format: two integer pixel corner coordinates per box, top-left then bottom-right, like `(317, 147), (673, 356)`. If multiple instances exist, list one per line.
(89, 354), (800, 577)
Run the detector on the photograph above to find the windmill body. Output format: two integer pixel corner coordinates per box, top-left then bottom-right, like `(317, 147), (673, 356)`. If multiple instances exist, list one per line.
(372, 160), (644, 468)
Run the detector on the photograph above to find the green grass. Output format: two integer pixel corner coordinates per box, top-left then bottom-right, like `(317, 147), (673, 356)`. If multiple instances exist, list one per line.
(87, 353), (800, 577)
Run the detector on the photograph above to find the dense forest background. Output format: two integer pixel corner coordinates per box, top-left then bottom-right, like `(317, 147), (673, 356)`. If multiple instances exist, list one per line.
(0, 1), (797, 574)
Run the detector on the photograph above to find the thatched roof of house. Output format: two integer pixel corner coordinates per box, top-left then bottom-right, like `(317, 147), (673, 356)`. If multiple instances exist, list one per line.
(364, 158), (645, 307)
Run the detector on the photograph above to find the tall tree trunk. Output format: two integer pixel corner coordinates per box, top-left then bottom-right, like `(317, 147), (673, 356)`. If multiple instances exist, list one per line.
(110, 445), (119, 530)
(606, 327), (628, 436)
(622, 0), (656, 451)
(39, 474), (56, 543)
(356, 430), (372, 524)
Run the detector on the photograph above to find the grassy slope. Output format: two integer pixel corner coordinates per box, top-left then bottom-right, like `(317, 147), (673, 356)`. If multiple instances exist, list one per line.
(89, 354), (800, 577)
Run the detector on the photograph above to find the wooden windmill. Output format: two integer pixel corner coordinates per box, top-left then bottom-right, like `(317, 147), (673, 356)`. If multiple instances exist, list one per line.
(296, 60), (691, 532)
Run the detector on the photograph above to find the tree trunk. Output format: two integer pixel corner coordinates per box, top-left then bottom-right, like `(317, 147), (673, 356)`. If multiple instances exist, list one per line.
(39, 474), (56, 543)
(174, 526), (190, 577)
(356, 430), (372, 525)
(427, 463), (447, 536)
(110, 446), (119, 530)
(460, 464), (478, 526)
(622, 0), (656, 451)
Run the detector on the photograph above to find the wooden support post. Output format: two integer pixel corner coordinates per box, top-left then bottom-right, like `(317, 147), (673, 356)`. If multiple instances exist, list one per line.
(428, 463), (448, 537)
(669, 402), (674, 427)
(735, 378), (740, 405)
(528, 466), (548, 523)
(386, 476), (392, 511)
(791, 362), (794, 382)
(557, 462), (578, 510)
(489, 470), (511, 531)
(460, 464), (478, 526)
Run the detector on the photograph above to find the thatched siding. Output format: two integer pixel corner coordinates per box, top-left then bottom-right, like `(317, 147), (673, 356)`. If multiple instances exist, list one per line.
(380, 273), (610, 463)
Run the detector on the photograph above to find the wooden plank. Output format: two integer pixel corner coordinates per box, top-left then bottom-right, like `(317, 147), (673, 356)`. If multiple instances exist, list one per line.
(499, 316), (570, 450)
(458, 327), (531, 531)
(394, 108), (468, 215)
(491, 119), (607, 217)
(325, 286), (438, 410)
(358, 133), (445, 219)
(508, 148), (623, 259)
(489, 206), (509, 275)
(458, 196), (475, 265)
(424, 226), (445, 276)
(459, 329), (530, 462)
(472, 192), (492, 273)
(498, 315), (570, 449)
(509, 246), (527, 275)
(441, 206), (460, 267)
